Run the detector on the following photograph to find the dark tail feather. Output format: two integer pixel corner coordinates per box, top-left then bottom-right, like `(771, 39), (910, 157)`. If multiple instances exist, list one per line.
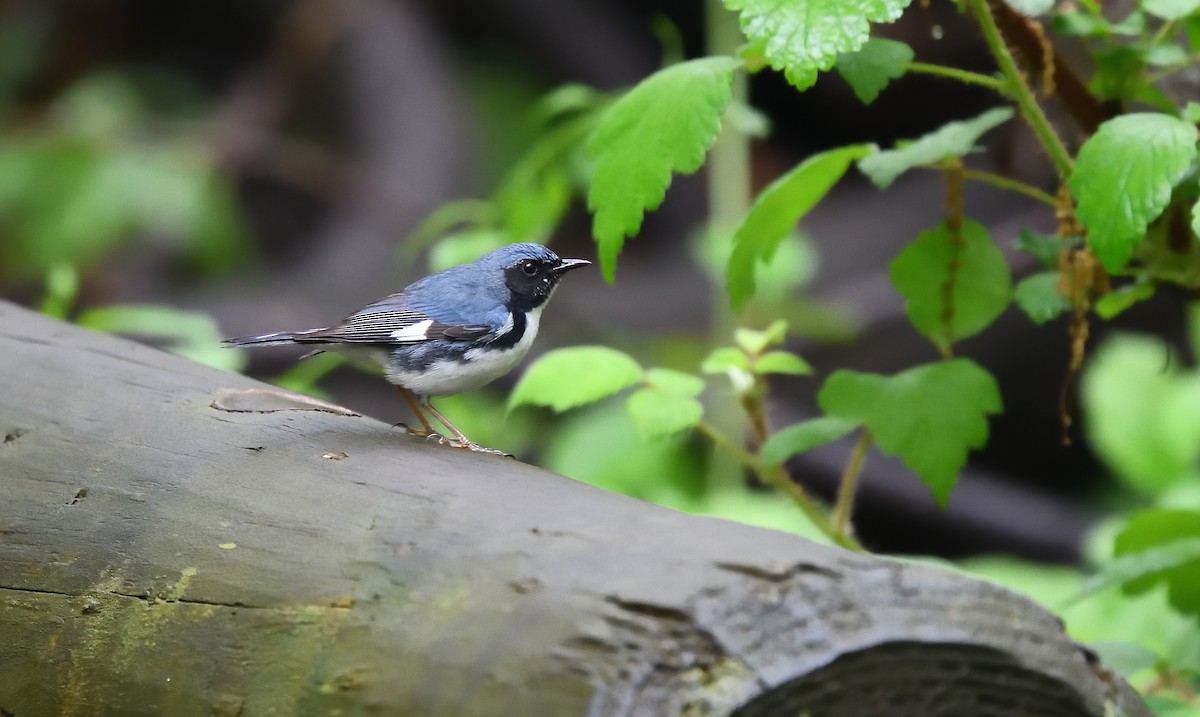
(221, 329), (321, 348)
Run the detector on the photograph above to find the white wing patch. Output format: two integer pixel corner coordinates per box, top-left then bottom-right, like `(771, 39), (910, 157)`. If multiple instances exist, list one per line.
(390, 319), (433, 343)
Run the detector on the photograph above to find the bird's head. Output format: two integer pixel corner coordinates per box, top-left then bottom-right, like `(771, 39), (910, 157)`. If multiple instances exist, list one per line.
(478, 243), (590, 311)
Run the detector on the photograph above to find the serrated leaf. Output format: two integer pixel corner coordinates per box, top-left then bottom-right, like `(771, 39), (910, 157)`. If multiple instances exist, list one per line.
(754, 350), (813, 375)
(836, 38), (913, 104)
(627, 388), (704, 441)
(761, 416), (858, 464)
(1016, 229), (1078, 268)
(1143, 0), (1200, 20)
(1069, 113), (1199, 273)
(509, 346), (642, 412)
(724, 0), (913, 91)
(1014, 271), (1070, 325)
(858, 107), (1014, 188)
(818, 359), (1003, 505)
(588, 57), (739, 282)
(889, 220), (1013, 351)
(644, 367), (706, 397)
(1112, 509), (1200, 617)
(728, 144), (873, 309)
(1095, 282), (1156, 319)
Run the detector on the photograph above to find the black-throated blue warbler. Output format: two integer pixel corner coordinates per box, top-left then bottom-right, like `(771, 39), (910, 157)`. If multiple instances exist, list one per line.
(223, 243), (590, 454)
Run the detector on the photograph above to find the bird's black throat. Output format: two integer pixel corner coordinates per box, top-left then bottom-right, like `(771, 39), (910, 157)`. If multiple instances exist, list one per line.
(488, 307), (528, 350)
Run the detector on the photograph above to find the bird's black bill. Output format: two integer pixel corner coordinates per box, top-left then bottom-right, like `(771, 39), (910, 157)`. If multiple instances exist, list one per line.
(552, 258), (591, 275)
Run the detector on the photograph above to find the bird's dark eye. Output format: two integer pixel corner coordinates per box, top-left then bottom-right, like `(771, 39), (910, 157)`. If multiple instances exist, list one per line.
(521, 260), (538, 276)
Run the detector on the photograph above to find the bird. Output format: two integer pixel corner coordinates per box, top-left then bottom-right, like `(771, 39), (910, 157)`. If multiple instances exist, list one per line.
(222, 243), (590, 454)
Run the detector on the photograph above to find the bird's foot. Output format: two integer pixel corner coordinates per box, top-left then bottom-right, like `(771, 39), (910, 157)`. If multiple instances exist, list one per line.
(447, 439), (513, 458)
(392, 422), (449, 444)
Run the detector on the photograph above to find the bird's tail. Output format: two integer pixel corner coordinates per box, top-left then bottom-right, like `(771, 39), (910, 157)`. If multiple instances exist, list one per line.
(221, 329), (322, 348)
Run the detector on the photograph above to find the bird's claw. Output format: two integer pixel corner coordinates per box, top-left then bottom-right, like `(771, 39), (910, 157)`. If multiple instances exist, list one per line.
(393, 422), (448, 443)
(449, 440), (513, 458)
(393, 421), (511, 457)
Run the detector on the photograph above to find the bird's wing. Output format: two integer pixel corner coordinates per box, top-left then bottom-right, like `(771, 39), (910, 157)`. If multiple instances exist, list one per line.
(298, 293), (495, 344)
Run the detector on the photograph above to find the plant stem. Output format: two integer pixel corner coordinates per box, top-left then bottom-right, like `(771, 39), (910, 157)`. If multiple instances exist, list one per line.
(831, 430), (872, 539)
(960, 167), (1059, 207)
(704, 0), (752, 490)
(695, 421), (864, 551)
(967, 0), (1074, 179)
(906, 62), (1007, 93)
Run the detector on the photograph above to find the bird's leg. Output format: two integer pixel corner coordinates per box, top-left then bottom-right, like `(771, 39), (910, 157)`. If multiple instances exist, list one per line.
(394, 387), (443, 441)
(422, 400), (510, 456)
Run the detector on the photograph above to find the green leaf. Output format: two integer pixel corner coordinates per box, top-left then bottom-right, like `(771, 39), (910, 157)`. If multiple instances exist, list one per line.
(1090, 47), (1146, 102)
(1078, 536), (1200, 602)
(587, 57), (739, 281)
(889, 220), (1013, 351)
(753, 350), (813, 375)
(627, 388), (704, 441)
(1187, 102), (1200, 124)
(1085, 642), (1162, 679)
(1082, 335), (1200, 494)
(1193, 196), (1200, 242)
(1143, 0), (1200, 20)
(509, 346), (642, 412)
(835, 38), (913, 104)
(761, 417), (858, 464)
(818, 359), (1003, 505)
(1005, 0), (1055, 15)
(427, 230), (509, 273)
(1069, 113), (1199, 273)
(1014, 271), (1069, 325)
(1016, 229), (1078, 268)
(77, 304), (245, 372)
(1144, 42), (1189, 67)
(700, 347), (750, 374)
(858, 107), (1014, 188)
(734, 319), (788, 354)
(728, 144), (873, 309)
(497, 167), (571, 244)
(1112, 509), (1200, 617)
(701, 347), (754, 393)
(723, 0), (913, 91)
(643, 367), (706, 397)
(1095, 282), (1156, 319)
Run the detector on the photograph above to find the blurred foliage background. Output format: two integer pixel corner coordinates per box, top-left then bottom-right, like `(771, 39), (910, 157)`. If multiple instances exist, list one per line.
(1, 0), (1198, 704)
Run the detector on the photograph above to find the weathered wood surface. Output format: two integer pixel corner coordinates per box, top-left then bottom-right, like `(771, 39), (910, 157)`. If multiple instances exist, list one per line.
(0, 301), (1146, 717)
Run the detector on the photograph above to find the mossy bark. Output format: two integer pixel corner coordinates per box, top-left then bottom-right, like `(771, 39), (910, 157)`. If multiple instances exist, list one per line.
(0, 301), (1147, 717)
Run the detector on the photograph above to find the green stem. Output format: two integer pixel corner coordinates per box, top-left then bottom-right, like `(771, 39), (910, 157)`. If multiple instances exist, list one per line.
(695, 422), (864, 551)
(967, 0), (1074, 179)
(704, 0), (752, 490)
(962, 168), (1058, 207)
(905, 62), (1007, 93)
(922, 165), (1058, 207)
(831, 430), (872, 539)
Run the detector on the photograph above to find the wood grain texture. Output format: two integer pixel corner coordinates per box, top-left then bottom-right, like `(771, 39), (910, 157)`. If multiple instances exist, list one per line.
(0, 301), (1147, 716)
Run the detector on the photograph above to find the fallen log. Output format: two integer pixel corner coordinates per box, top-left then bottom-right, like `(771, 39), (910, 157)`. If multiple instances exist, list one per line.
(0, 301), (1147, 716)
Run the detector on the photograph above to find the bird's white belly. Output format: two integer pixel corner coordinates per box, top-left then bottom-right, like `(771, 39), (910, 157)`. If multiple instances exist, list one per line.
(384, 307), (541, 397)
